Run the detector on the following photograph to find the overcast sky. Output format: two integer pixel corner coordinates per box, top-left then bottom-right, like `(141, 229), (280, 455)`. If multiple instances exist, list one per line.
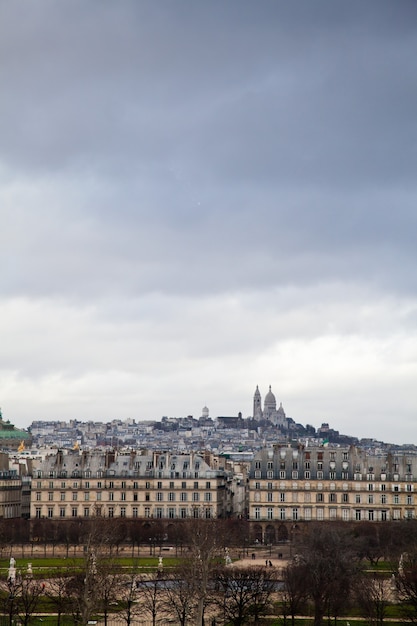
(1, 1), (416, 444)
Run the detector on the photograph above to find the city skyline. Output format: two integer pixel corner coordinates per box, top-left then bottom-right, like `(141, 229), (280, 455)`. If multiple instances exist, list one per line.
(1, 2), (416, 444)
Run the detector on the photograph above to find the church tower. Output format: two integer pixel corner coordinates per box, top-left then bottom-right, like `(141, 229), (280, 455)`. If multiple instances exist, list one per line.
(253, 385), (263, 421)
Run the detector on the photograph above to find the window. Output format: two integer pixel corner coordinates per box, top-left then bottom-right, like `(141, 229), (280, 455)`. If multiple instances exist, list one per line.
(109, 492), (114, 501)
(121, 481), (126, 489)
(204, 492), (211, 502)
(280, 493), (285, 502)
(35, 507), (41, 518)
(120, 507), (126, 517)
(109, 481), (114, 489)
(304, 471), (310, 479)
(60, 507), (66, 517)
(316, 493), (324, 502)
(381, 494), (386, 504)
(304, 507), (312, 520)
(368, 495), (374, 504)
(121, 492), (126, 501)
(132, 507), (138, 518)
(394, 495), (399, 505)
(84, 508), (90, 517)
(355, 494), (361, 504)
(36, 492), (41, 501)
(292, 508), (298, 521)
(169, 492), (175, 501)
(72, 507), (78, 517)
(84, 492), (90, 501)
(193, 492), (199, 502)
(206, 481), (211, 489)
(60, 492), (65, 501)
(381, 510), (387, 521)
(157, 493), (163, 501)
(48, 507), (53, 518)
(280, 508), (286, 520)
(168, 507), (175, 519)
(157, 481), (162, 489)
(407, 495), (413, 505)
(329, 508), (337, 519)
(329, 493), (337, 503)
(180, 508), (187, 518)
(61, 482), (66, 488)
(255, 507), (260, 520)
(267, 492), (273, 502)
(108, 507), (114, 518)
(317, 471), (323, 480)
(181, 492), (187, 502)
(145, 507), (151, 518)
(85, 481), (90, 489)
(268, 507), (273, 520)
(342, 493), (349, 503)
(72, 492), (78, 501)
(317, 508), (324, 521)
(342, 508), (350, 521)
(97, 492), (102, 501)
(194, 481), (199, 489)
(355, 510), (361, 521)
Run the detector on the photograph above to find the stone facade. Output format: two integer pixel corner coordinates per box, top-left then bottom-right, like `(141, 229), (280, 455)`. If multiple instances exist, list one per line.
(30, 449), (233, 521)
(249, 444), (417, 526)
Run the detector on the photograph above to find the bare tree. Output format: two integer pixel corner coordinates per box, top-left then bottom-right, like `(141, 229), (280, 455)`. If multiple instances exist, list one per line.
(163, 563), (197, 626)
(44, 569), (73, 626)
(183, 518), (226, 625)
(355, 572), (390, 626)
(295, 523), (358, 626)
(395, 550), (417, 623)
(15, 576), (45, 626)
(214, 565), (277, 626)
(136, 576), (166, 626)
(281, 561), (309, 626)
(96, 556), (123, 626)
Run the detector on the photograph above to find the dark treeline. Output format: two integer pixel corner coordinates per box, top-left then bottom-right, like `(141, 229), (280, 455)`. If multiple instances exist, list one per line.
(1, 518), (417, 625)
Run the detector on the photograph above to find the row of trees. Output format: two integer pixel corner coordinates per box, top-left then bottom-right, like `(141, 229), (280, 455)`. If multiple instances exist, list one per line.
(2, 518), (417, 625)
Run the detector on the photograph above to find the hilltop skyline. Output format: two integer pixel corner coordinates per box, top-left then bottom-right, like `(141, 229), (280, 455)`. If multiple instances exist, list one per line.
(1, 2), (416, 444)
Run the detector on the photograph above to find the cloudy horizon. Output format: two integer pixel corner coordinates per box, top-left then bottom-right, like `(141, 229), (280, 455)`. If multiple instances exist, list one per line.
(1, 1), (416, 444)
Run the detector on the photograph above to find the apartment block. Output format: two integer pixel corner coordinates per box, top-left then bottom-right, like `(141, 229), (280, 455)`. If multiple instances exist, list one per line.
(249, 445), (417, 529)
(30, 449), (233, 520)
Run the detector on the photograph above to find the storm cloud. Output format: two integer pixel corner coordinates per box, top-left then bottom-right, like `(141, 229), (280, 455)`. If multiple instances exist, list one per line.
(1, 1), (416, 443)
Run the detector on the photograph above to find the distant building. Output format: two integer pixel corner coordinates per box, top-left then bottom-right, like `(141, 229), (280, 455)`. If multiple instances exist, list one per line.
(30, 448), (233, 520)
(0, 409), (32, 451)
(248, 444), (417, 541)
(252, 386), (287, 428)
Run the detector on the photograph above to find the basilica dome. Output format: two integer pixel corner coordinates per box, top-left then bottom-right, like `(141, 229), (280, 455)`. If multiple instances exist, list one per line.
(264, 386), (276, 405)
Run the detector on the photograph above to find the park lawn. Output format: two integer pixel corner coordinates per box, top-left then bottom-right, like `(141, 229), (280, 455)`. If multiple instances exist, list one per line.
(0, 555), (180, 577)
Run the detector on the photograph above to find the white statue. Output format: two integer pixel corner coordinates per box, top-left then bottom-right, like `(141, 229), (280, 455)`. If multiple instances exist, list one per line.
(8, 557), (16, 583)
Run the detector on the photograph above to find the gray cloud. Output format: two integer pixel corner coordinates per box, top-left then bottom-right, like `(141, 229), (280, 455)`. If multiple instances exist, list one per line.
(0, 1), (416, 443)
